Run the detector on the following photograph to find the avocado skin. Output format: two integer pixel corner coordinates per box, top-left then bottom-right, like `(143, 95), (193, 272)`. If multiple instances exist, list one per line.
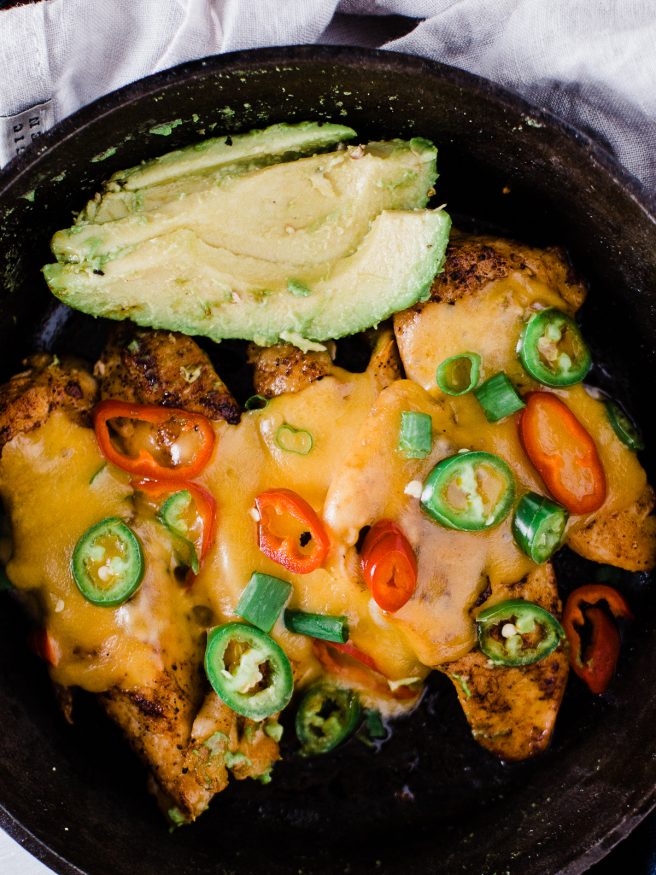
(43, 124), (450, 346)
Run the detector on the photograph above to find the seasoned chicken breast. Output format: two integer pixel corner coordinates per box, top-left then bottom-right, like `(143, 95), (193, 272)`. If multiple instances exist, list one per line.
(441, 563), (568, 761)
(247, 326), (402, 399)
(394, 231), (656, 573)
(0, 353), (97, 452)
(0, 335), (275, 824)
(97, 325), (240, 423)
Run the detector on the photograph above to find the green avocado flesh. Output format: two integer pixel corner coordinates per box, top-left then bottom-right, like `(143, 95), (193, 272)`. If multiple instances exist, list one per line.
(80, 122), (358, 223)
(43, 122), (451, 346)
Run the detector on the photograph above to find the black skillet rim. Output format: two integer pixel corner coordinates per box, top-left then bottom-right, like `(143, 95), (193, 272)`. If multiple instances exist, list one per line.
(1, 43), (656, 875)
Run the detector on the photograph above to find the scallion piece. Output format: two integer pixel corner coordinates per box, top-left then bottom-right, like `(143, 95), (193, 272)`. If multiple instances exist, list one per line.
(245, 394), (268, 411)
(512, 492), (568, 564)
(436, 352), (481, 396)
(284, 609), (349, 643)
(474, 372), (525, 422)
(236, 572), (292, 633)
(398, 411), (432, 459)
(275, 423), (313, 455)
(605, 400), (644, 451)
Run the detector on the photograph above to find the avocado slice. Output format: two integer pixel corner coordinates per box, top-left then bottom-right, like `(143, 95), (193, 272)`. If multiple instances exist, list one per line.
(44, 126), (450, 346)
(82, 122), (357, 224)
(112, 121), (357, 190)
(44, 208), (451, 345)
(51, 138), (438, 271)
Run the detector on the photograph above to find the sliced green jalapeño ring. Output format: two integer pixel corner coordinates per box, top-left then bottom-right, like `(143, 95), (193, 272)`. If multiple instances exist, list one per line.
(605, 400), (644, 451)
(512, 492), (568, 564)
(205, 623), (293, 721)
(420, 451), (515, 531)
(295, 683), (361, 755)
(158, 489), (199, 573)
(476, 599), (565, 666)
(517, 307), (591, 387)
(72, 517), (144, 606)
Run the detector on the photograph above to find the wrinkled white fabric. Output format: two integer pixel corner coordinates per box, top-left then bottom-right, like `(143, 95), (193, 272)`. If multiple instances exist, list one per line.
(0, 0), (655, 187)
(1, 0), (655, 872)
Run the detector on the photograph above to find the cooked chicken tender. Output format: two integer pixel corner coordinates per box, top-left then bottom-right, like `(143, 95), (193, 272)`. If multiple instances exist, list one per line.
(97, 325), (240, 423)
(441, 563), (568, 761)
(176, 693), (280, 820)
(394, 230), (655, 573)
(0, 353), (97, 453)
(248, 326), (402, 399)
(247, 341), (335, 398)
(567, 484), (656, 571)
(100, 667), (200, 815)
(422, 230), (586, 310)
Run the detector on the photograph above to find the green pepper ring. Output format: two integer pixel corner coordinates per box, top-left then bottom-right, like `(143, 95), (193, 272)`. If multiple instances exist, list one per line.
(605, 400), (645, 452)
(420, 451), (515, 531)
(158, 490), (200, 573)
(205, 622), (293, 721)
(295, 683), (361, 755)
(476, 598), (565, 667)
(517, 307), (591, 387)
(71, 517), (144, 607)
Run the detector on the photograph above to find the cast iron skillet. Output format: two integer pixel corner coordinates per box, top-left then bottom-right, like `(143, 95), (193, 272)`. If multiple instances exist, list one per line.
(1, 45), (656, 875)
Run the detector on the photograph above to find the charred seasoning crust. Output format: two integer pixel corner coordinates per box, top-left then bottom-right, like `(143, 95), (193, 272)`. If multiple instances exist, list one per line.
(0, 354), (98, 454)
(428, 232), (587, 310)
(97, 325), (241, 424)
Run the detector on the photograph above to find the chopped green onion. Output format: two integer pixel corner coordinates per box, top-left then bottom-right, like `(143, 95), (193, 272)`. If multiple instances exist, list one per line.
(512, 492), (568, 564)
(275, 423), (313, 455)
(436, 352), (481, 396)
(284, 609), (349, 643)
(264, 718), (284, 741)
(398, 411), (432, 459)
(474, 372), (525, 422)
(167, 806), (189, 829)
(245, 394), (269, 411)
(236, 572), (292, 633)
(605, 400), (644, 451)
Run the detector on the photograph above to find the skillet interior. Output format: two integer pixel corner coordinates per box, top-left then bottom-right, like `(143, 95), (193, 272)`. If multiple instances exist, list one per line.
(1, 46), (656, 875)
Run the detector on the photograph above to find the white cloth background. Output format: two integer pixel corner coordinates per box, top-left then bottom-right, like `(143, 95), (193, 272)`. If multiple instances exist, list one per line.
(1, 0), (655, 872)
(1, 0), (655, 186)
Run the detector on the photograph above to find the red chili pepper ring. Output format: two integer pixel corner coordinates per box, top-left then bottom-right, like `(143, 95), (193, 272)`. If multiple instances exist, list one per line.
(563, 584), (633, 694)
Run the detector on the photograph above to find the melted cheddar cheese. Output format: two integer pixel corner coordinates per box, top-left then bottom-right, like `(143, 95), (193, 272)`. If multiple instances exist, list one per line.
(0, 270), (649, 717)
